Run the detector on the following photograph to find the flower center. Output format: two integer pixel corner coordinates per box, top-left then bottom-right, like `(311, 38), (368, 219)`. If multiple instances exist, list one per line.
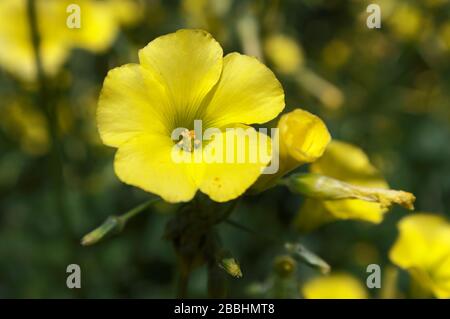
(177, 128), (201, 152)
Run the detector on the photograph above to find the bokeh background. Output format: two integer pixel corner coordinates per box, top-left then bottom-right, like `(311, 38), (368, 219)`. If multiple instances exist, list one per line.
(0, 0), (449, 298)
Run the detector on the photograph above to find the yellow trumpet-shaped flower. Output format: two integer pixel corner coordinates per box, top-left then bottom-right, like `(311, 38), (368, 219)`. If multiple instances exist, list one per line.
(251, 108), (330, 192)
(0, 0), (142, 81)
(389, 214), (450, 299)
(277, 109), (331, 170)
(97, 29), (285, 203)
(296, 141), (391, 231)
(302, 273), (368, 299)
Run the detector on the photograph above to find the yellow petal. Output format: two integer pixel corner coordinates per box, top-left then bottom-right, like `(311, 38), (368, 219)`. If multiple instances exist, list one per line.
(390, 214), (448, 268)
(389, 213), (450, 298)
(389, 214), (450, 298)
(108, 0), (144, 26)
(302, 273), (368, 299)
(139, 29), (223, 128)
(310, 140), (387, 186)
(0, 0), (125, 81)
(309, 140), (389, 223)
(202, 52), (285, 128)
(323, 199), (386, 223)
(199, 126), (272, 202)
(114, 134), (198, 203)
(251, 108), (330, 193)
(97, 63), (171, 147)
(432, 256), (450, 298)
(1, 101), (49, 156)
(66, 0), (118, 53)
(0, 0), (42, 80)
(295, 199), (337, 232)
(278, 109), (331, 167)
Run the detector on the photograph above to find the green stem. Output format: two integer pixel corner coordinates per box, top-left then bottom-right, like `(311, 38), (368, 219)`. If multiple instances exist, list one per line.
(81, 198), (159, 246)
(27, 0), (69, 233)
(117, 199), (157, 224)
(177, 268), (191, 299)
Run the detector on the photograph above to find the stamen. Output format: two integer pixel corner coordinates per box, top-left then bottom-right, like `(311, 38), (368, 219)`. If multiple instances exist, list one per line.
(177, 129), (200, 152)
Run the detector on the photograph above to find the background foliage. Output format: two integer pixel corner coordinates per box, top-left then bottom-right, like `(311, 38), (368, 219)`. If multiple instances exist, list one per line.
(0, 0), (449, 298)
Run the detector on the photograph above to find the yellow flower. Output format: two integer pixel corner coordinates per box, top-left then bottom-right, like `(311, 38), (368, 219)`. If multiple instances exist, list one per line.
(1, 99), (75, 156)
(264, 34), (304, 75)
(321, 39), (350, 69)
(251, 108), (330, 192)
(1, 101), (49, 156)
(296, 140), (390, 231)
(97, 29), (285, 203)
(439, 22), (450, 52)
(302, 273), (368, 299)
(182, 0), (230, 42)
(387, 3), (423, 40)
(278, 109), (331, 169)
(389, 214), (450, 299)
(0, 0), (141, 81)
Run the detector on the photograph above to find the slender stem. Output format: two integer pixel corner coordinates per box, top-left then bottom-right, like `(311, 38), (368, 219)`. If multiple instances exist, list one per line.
(117, 198), (158, 224)
(27, 0), (69, 233)
(81, 198), (159, 246)
(177, 268), (190, 299)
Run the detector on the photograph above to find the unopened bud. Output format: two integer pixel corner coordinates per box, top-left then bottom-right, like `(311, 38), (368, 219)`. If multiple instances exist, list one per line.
(219, 257), (243, 278)
(252, 109), (330, 192)
(81, 216), (123, 246)
(283, 173), (415, 210)
(274, 255), (297, 278)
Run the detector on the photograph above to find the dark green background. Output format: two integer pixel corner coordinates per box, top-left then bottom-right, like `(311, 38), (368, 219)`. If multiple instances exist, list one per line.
(0, 0), (449, 298)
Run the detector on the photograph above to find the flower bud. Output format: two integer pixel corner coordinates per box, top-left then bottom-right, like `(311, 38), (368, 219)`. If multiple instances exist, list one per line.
(278, 109), (331, 168)
(219, 257), (243, 278)
(273, 255), (297, 278)
(252, 109), (330, 192)
(294, 141), (416, 231)
(283, 173), (415, 210)
(81, 216), (122, 246)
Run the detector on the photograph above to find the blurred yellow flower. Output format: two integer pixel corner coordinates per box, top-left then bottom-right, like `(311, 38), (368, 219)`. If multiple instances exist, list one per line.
(264, 34), (304, 75)
(252, 108), (330, 192)
(321, 39), (351, 69)
(1, 100), (75, 156)
(389, 214), (450, 299)
(263, 33), (344, 110)
(182, 0), (230, 42)
(0, 0), (142, 81)
(296, 141), (390, 231)
(98, 29), (285, 203)
(387, 3), (423, 40)
(1, 102), (49, 156)
(302, 273), (368, 299)
(439, 22), (450, 52)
